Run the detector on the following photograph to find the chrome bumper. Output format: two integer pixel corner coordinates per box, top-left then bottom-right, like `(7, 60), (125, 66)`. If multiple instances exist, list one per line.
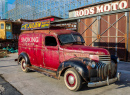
(88, 72), (121, 87)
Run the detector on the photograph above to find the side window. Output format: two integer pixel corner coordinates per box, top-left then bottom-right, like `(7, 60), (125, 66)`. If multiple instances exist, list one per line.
(1, 23), (4, 29)
(6, 23), (11, 30)
(45, 36), (57, 46)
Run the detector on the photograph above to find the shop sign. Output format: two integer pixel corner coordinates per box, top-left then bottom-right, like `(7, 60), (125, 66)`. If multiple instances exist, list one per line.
(21, 20), (50, 30)
(75, 1), (128, 17)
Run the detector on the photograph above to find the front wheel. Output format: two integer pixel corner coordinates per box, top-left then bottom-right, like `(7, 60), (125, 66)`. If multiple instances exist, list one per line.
(64, 68), (82, 91)
(20, 58), (30, 73)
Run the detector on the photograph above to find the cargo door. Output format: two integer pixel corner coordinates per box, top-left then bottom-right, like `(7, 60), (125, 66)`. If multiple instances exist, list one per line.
(6, 31), (13, 39)
(33, 33), (44, 67)
(6, 23), (13, 39)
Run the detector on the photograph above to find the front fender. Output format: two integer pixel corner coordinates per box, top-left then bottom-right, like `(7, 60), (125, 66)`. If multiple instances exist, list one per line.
(57, 60), (89, 81)
(111, 55), (118, 63)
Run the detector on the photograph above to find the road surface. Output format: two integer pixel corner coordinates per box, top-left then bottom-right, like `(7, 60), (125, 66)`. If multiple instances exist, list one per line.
(0, 53), (130, 95)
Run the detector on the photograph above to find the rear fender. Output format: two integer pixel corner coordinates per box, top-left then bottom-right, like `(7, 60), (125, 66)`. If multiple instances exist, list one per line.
(18, 52), (31, 66)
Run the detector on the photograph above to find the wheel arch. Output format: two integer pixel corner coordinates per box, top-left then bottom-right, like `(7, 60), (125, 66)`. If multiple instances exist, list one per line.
(57, 60), (89, 82)
(111, 55), (118, 63)
(18, 52), (31, 66)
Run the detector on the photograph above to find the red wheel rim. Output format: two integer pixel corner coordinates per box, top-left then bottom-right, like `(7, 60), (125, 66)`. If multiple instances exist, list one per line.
(22, 60), (26, 69)
(66, 73), (76, 87)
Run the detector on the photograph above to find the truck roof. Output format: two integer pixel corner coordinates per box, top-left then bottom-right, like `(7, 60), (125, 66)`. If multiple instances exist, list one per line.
(21, 29), (79, 36)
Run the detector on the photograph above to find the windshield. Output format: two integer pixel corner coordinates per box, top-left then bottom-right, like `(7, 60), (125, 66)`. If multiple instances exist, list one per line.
(58, 33), (85, 45)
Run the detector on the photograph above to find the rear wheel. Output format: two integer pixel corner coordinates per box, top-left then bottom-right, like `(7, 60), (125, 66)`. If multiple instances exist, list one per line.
(64, 68), (82, 91)
(20, 58), (29, 73)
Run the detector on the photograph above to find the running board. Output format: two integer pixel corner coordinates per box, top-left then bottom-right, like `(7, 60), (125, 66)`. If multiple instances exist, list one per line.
(27, 66), (59, 79)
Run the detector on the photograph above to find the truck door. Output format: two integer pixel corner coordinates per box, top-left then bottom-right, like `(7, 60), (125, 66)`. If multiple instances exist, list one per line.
(44, 36), (59, 70)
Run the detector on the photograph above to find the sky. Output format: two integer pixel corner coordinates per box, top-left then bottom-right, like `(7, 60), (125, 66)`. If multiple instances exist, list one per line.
(8, 0), (15, 4)
(0, 0), (15, 19)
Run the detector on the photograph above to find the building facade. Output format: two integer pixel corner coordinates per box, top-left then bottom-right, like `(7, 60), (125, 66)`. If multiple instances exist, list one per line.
(52, 0), (130, 61)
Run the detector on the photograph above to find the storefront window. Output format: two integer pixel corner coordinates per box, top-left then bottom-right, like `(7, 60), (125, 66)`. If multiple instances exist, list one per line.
(6, 23), (11, 30)
(1, 23), (4, 29)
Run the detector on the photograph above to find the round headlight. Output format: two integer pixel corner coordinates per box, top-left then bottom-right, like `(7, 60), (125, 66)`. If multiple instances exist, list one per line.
(117, 58), (120, 63)
(91, 61), (96, 68)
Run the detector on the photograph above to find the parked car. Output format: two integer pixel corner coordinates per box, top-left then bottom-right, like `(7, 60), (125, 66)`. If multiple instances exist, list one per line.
(18, 29), (120, 91)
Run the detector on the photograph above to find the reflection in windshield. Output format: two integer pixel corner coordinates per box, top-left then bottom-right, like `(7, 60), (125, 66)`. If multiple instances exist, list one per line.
(58, 33), (85, 45)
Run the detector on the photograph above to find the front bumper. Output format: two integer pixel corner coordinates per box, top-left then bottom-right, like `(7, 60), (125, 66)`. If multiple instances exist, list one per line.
(88, 72), (121, 87)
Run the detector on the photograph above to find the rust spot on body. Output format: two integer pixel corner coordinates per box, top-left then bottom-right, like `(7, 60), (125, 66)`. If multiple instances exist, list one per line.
(87, 65), (92, 70)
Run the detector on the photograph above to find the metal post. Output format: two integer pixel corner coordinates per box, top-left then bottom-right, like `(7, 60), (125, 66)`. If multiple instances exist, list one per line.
(115, 14), (118, 56)
(77, 19), (80, 32)
(126, 12), (129, 61)
(98, 16), (101, 47)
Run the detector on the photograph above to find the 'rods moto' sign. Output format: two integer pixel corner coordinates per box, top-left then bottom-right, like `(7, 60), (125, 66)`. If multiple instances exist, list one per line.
(70, 1), (128, 18)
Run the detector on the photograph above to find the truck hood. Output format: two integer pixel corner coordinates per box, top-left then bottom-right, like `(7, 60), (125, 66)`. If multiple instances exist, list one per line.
(60, 45), (109, 55)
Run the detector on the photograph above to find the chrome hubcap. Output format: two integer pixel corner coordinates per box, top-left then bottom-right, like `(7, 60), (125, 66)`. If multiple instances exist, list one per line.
(22, 61), (26, 69)
(68, 75), (75, 84)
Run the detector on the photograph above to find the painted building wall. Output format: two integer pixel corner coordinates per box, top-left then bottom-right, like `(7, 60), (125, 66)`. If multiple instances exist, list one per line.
(0, 21), (12, 40)
(0, 21), (6, 39)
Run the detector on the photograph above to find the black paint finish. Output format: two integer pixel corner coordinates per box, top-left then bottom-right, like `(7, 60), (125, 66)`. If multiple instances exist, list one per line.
(57, 60), (89, 81)
(111, 55), (118, 63)
(18, 52), (31, 66)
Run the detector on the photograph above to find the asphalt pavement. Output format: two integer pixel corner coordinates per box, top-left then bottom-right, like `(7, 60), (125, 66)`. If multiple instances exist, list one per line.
(0, 53), (130, 95)
(0, 75), (22, 95)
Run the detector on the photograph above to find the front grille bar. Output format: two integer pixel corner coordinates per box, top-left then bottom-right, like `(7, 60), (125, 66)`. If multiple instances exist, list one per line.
(96, 62), (107, 80)
(99, 55), (111, 64)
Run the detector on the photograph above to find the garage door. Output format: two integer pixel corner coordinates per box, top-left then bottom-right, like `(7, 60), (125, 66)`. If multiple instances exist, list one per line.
(78, 12), (129, 61)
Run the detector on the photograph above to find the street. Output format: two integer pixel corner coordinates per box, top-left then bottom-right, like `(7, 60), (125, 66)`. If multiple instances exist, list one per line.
(0, 53), (130, 95)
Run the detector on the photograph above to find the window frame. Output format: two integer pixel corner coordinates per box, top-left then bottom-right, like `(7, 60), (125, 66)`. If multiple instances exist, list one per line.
(6, 23), (11, 30)
(58, 33), (85, 45)
(1, 23), (4, 29)
(45, 36), (58, 46)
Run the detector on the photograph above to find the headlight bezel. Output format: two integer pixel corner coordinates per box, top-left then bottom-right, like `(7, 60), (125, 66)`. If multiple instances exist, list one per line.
(83, 58), (96, 68)
(90, 61), (96, 68)
(87, 60), (96, 68)
(117, 58), (120, 63)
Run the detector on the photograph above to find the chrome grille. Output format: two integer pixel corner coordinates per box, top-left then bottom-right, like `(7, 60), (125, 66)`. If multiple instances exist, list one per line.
(96, 62), (108, 80)
(110, 60), (117, 77)
(99, 55), (111, 64)
(95, 55), (116, 80)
